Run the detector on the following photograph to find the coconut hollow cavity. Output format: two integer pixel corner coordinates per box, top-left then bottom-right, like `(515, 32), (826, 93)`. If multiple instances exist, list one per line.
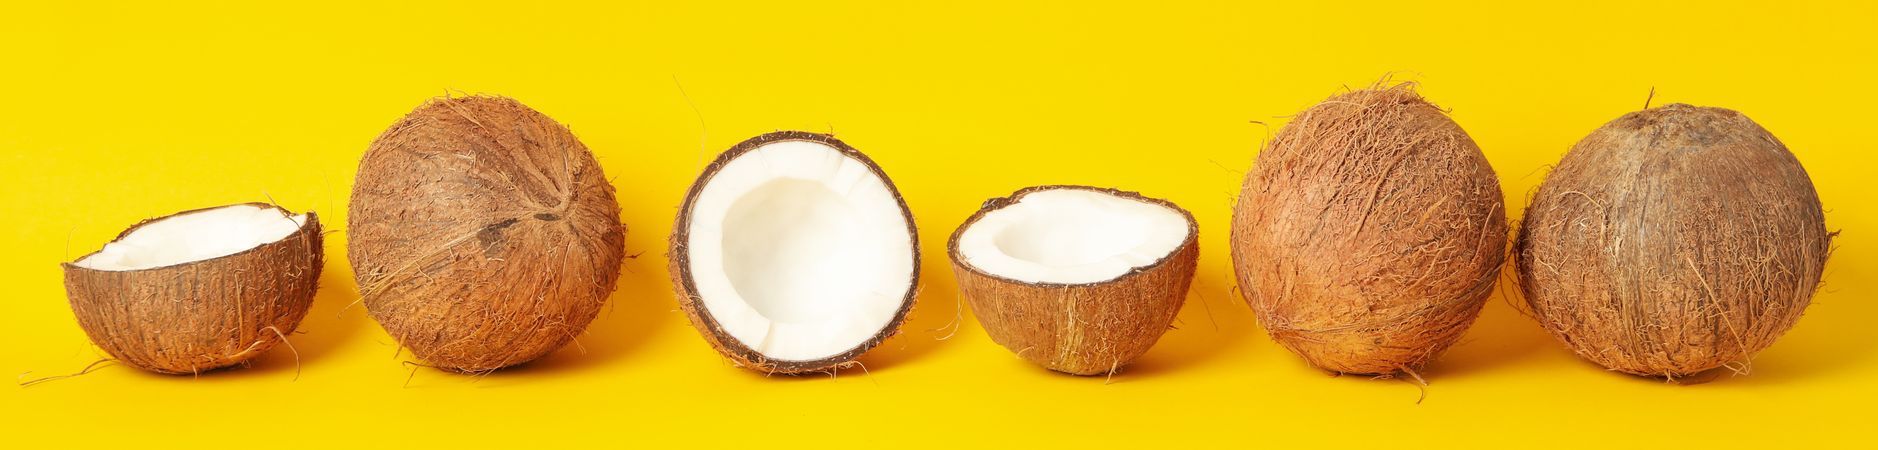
(63, 203), (323, 374)
(671, 131), (919, 374)
(1232, 83), (1508, 376)
(956, 187), (1192, 285)
(75, 204), (308, 271)
(349, 95), (625, 373)
(950, 186), (1197, 375)
(1516, 104), (1832, 379)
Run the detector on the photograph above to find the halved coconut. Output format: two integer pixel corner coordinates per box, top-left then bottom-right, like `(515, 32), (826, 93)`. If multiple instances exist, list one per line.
(62, 203), (323, 374)
(949, 186), (1197, 375)
(670, 131), (919, 374)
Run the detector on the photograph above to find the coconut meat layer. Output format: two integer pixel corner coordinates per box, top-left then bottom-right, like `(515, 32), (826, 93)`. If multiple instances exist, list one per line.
(74, 204), (307, 271)
(685, 140), (916, 362)
(958, 189), (1188, 284)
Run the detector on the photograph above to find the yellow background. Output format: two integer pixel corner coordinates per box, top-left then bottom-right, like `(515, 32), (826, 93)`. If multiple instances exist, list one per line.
(3, 1), (1873, 447)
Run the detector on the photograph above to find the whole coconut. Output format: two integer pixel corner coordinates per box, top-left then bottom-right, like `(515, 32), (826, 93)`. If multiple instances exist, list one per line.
(1232, 84), (1508, 375)
(349, 96), (625, 372)
(1516, 104), (1831, 378)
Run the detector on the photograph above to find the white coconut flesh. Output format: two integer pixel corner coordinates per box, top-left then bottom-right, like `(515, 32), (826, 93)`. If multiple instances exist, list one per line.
(958, 189), (1188, 284)
(75, 204), (307, 271)
(685, 140), (916, 362)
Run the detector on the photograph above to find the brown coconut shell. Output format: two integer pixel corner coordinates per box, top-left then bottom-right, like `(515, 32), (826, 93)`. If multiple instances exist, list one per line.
(62, 203), (323, 374)
(1515, 104), (1831, 378)
(349, 95), (625, 373)
(1231, 84), (1509, 375)
(948, 186), (1198, 376)
(669, 131), (920, 374)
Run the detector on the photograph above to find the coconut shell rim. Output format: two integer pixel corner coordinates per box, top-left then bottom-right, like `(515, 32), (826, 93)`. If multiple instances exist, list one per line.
(62, 202), (320, 275)
(669, 130), (922, 373)
(946, 185), (1199, 289)
(62, 202), (324, 374)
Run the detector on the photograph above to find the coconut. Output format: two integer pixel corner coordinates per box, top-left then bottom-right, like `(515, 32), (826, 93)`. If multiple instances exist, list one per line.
(1515, 104), (1831, 378)
(670, 131), (919, 374)
(349, 96), (625, 372)
(1231, 84), (1509, 375)
(62, 203), (322, 374)
(949, 186), (1197, 375)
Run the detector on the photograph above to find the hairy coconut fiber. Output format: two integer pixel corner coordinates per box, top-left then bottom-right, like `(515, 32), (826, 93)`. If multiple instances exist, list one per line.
(1516, 104), (1831, 378)
(62, 203), (323, 374)
(668, 131), (919, 374)
(1232, 84), (1508, 375)
(949, 186), (1198, 376)
(349, 96), (625, 373)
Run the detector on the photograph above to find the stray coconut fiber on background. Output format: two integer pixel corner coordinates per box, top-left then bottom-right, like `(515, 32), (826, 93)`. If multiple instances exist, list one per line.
(61, 202), (323, 375)
(950, 185), (1198, 376)
(1232, 82), (1509, 378)
(1516, 103), (1832, 379)
(349, 95), (626, 373)
(670, 131), (919, 375)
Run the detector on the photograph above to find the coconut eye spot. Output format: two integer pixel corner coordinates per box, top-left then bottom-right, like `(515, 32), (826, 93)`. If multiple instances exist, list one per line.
(682, 138), (917, 363)
(74, 204), (307, 271)
(960, 189), (1190, 285)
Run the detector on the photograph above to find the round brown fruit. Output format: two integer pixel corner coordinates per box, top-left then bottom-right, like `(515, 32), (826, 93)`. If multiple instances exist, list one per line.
(349, 96), (625, 372)
(1516, 103), (1831, 378)
(1232, 84), (1508, 376)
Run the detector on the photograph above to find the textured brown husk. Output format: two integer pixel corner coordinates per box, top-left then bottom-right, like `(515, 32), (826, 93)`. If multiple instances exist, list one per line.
(669, 131), (920, 374)
(62, 203), (323, 374)
(1515, 104), (1831, 378)
(1231, 84), (1509, 375)
(349, 95), (625, 373)
(948, 186), (1198, 376)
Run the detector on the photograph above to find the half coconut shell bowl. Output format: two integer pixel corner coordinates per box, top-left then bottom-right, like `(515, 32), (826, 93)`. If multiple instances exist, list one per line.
(62, 203), (323, 374)
(949, 185), (1198, 376)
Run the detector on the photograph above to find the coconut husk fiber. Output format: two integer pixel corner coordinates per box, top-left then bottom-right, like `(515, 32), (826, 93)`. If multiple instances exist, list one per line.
(1515, 103), (1832, 378)
(62, 203), (323, 374)
(349, 95), (625, 373)
(1232, 83), (1508, 376)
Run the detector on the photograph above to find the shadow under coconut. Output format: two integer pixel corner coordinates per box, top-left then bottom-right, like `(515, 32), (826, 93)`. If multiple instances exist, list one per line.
(1649, 294), (1877, 387)
(1117, 278), (1257, 379)
(1729, 331), (1877, 385)
(1439, 290), (1875, 386)
(480, 253), (675, 377)
(79, 263), (366, 382)
(1718, 261), (1876, 385)
(845, 255), (967, 375)
(177, 260), (369, 379)
(1420, 292), (1554, 379)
